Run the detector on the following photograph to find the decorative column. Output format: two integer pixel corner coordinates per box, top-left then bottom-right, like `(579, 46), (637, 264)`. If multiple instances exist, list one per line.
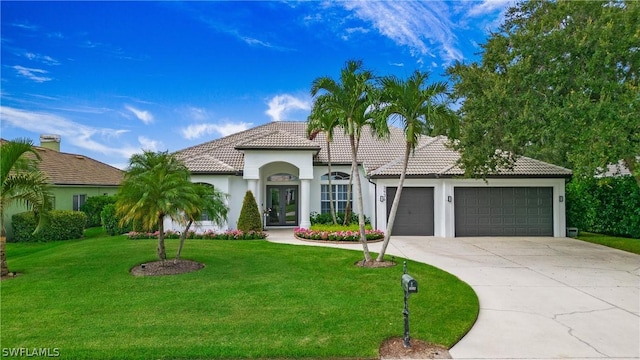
(299, 179), (311, 229)
(247, 179), (258, 197)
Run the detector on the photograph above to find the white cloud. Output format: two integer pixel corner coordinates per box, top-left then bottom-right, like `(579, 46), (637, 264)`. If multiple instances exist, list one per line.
(125, 105), (154, 124)
(466, 0), (513, 17)
(265, 94), (311, 122)
(0, 106), (139, 159)
(13, 65), (52, 82)
(339, 2), (463, 63)
(181, 122), (251, 140)
(138, 136), (163, 152)
(25, 52), (60, 66)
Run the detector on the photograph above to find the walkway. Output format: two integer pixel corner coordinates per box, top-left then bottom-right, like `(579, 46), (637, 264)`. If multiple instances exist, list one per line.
(266, 229), (640, 360)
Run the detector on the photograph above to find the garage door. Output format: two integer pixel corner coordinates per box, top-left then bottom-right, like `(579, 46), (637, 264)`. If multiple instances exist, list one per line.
(455, 187), (553, 236)
(386, 187), (434, 236)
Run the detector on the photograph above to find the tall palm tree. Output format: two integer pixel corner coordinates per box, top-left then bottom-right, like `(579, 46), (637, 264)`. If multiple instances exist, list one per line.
(1, 139), (53, 276)
(116, 150), (199, 261)
(310, 59), (385, 262)
(175, 183), (228, 263)
(307, 99), (340, 225)
(376, 70), (457, 262)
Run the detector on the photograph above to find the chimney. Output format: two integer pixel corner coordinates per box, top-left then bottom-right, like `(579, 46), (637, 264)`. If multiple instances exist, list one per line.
(40, 134), (61, 152)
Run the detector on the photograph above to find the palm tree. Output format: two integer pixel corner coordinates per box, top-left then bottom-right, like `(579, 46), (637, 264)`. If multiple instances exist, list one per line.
(1, 139), (53, 276)
(310, 59), (385, 262)
(175, 183), (228, 263)
(116, 150), (199, 261)
(376, 70), (457, 262)
(307, 99), (340, 225)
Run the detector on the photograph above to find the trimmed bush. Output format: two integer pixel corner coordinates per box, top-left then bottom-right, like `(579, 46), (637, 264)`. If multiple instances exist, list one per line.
(11, 210), (87, 242)
(126, 230), (267, 240)
(310, 211), (370, 225)
(237, 191), (262, 232)
(294, 227), (384, 241)
(80, 195), (116, 228)
(566, 176), (640, 238)
(101, 203), (133, 236)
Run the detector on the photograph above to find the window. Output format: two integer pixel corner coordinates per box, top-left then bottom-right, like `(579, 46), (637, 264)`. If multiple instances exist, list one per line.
(267, 173), (298, 182)
(195, 183), (216, 222)
(320, 172), (351, 214)
(73, 194), (86, 211)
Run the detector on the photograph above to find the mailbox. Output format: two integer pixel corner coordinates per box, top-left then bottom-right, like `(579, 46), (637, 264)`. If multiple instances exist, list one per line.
(401, 274), (418, 294)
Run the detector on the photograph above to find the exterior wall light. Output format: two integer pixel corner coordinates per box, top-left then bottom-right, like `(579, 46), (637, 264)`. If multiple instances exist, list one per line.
(559, 196), (564, 203)
(379, 195), (386, 203)
(447, 195), (452, 203)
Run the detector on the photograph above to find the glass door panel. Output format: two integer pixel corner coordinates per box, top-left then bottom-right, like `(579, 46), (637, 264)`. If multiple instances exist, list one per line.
(266, 185), (298, 226)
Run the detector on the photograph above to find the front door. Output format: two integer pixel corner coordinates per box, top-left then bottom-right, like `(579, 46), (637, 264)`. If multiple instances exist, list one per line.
(266, 185), (298, 226)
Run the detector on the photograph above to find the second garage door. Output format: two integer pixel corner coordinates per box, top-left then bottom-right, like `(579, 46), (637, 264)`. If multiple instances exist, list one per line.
(386, 187), (434, 236)
(455, 187), (553, 237)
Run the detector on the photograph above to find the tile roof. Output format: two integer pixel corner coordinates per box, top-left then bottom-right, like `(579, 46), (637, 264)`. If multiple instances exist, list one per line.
(175, 121), (572, 177)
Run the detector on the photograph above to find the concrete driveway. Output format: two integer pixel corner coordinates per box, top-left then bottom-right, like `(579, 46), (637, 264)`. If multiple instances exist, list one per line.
(267, 231), (640, 359)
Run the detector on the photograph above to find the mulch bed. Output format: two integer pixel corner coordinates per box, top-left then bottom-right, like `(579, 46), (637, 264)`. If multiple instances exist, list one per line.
(379, 337), (451, 359)
(130, 259), (204, 277)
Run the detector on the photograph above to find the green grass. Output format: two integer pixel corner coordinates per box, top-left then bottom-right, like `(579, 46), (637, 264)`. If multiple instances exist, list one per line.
(576, 232), (640, 255)
(1, 231), (478, 359)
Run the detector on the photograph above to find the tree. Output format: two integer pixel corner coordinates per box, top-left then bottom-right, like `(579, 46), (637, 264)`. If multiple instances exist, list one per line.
(116, 150), (199, 261)
(237, 190), (262, 232)
(310, 59), (387, 262)
(307, 99), (340, 225)
(376, 71), (456, 262)
(447, 0), (639, 186)
(1, 139), (53, 276)
(175, 184), (228, 263)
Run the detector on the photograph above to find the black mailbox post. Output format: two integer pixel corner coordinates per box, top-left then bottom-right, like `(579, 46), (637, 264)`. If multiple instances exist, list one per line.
(401, 261), (418, 348)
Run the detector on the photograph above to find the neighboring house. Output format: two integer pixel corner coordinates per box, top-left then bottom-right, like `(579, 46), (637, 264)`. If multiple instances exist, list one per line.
(168, 121), (572, 238)
(2, 135), (123, 240)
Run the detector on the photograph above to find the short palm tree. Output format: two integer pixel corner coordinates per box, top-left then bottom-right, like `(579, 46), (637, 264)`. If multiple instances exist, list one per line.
(310, 60), (386, 262)
(175, 183), (228, 263)
(116, 150), (199, 261)
(307, 99), (340, 225)
(1, 139), (53, 276)
(376, 70), (457, 261)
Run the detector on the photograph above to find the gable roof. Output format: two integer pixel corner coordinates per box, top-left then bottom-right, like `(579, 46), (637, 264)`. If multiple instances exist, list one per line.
(176, 121), (572, 178)
(1, 139), (123, 186)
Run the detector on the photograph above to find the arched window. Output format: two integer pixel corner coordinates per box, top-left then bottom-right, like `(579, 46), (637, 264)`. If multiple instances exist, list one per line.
(194, 183), (215, 221)
(267, 173), (298, 182)
(320, 172), (352, 214)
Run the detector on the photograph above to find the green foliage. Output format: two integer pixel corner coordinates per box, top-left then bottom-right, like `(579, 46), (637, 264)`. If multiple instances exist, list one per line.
(80, 195), (116, 227)
(101, 203), (132, 236)
(11, 210), (86, 242)
(310, 223), (372, 232)
(127, 229), (267, 240)
(566, 176), (640, 238)
(310, 211), (369, 226)
(447, 0), (640, 183)
(237, 191), (262, 232)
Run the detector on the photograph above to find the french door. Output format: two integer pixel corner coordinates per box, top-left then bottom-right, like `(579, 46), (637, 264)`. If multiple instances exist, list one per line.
(266, 185), (298, 226)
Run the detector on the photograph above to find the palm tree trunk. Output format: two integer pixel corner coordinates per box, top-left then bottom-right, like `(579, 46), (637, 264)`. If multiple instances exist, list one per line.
(326, 139), (337, 225)
(175, 219), (193, 264)
(342, 137), (360, 226)
(377, 143), (411, 262)
(349, 134), (371, 262)
(157, 214), (167, 261)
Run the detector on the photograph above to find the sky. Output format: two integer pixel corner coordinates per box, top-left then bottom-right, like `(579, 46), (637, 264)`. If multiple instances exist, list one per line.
(1, 1), (513, 170)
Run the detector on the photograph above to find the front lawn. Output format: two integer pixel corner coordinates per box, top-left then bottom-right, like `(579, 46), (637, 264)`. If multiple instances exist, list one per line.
(1, 232), (478, 359)
(576, 232), (640, 255)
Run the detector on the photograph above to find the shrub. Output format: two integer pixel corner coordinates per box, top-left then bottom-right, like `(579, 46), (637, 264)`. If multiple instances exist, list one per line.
(126, 230), (267, 240)
(310, 224), (373, 232)
(566, 176), (640, 238)
(101, 204), (133, 236)
(11, 210), (87, 242)
(237, 191), (262, 232)
(294, 227), (384, 242)
(80, 195), (116, 227)
(310, 211), (370, 225)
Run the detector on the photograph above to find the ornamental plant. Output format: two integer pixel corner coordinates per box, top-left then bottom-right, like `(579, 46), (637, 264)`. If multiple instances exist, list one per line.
(237, 191), (263, 232)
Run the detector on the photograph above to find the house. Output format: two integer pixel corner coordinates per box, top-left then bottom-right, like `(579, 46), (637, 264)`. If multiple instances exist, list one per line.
(168, 121), (572, 238)
(2, 135), (123, 239)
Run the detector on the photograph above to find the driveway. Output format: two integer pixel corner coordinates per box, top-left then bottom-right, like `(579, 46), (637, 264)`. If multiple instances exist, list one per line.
(267, 231), (640, 359)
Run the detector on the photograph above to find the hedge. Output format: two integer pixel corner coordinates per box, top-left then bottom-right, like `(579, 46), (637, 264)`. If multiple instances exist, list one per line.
(11, 210), (87, 242)
(566, 176), (640, 238)
(80, 195), (115, 228)
(101, 203), (133, 236)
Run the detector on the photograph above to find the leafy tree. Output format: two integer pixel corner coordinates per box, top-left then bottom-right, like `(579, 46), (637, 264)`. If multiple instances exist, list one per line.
(310, 59), (386, 262)
(447, 0), (639, 186)
(116, 150), (199, 261)
(175, 184), (228, 263)
(376, 71), (456, 262)
(1, 138), (53, 276)
(237, 190), (262, 232)
(307, 100), (340, 225)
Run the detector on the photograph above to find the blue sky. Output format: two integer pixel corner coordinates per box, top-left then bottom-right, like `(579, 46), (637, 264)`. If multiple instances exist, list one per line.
(1, 1), (512, 169)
